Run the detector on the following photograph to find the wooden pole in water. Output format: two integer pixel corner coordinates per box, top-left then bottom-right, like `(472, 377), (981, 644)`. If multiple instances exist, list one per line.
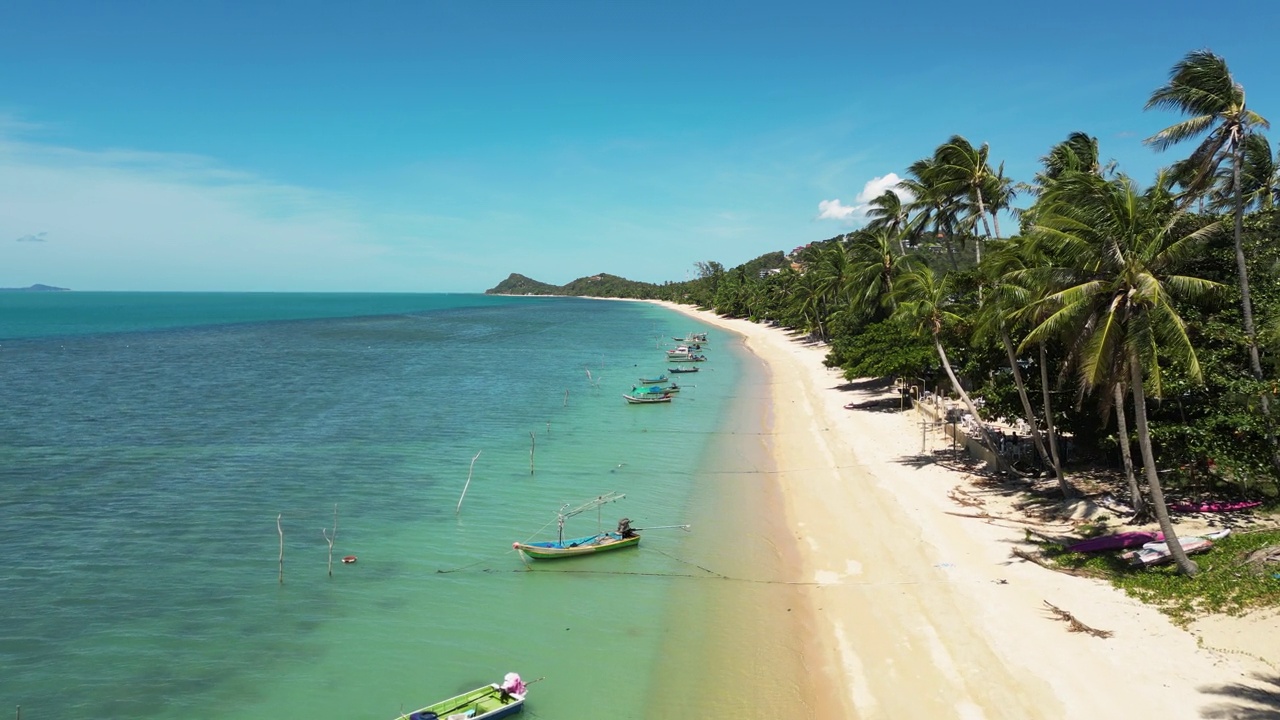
(529, 431), (536, 475)
(277, 514), (284, 585)
(322, 504), (337, 577)
(563, 389), (569, 407)
(456, 451), (482, 515)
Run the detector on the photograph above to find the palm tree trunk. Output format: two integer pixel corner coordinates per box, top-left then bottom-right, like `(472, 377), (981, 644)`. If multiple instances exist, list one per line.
(1112, 382), (1145, 516)
(935, 339), (1011, 475)
(1037, 342), (1069, 497)
(1129, 351), (1197, 576)
(1000, 330), (1052, 469)
(1232, 141), (1280, 472)
(973, 189), (991, 265)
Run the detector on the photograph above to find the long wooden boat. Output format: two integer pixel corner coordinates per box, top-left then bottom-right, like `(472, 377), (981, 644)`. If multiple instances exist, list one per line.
(399, 675), (526, 720)
(513, 494), (640, 561)
(668, 366), (699, 374)
(637, 375), (668, 384)
(667, 355), (706, 363)
(513, 531), (641, 559)
(623, 392), (672, 403)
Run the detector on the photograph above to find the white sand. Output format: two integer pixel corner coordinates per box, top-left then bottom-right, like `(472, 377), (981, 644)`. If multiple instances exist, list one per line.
(651, 300), (1279, 719)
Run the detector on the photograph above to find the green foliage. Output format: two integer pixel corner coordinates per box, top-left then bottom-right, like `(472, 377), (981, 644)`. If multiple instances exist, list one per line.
(826, 316), (935, 379)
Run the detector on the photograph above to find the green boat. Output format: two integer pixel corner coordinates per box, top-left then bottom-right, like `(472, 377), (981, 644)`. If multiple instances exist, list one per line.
(399, 674), (526, 720)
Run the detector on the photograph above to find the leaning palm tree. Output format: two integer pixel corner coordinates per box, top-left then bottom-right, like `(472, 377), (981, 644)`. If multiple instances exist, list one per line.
(1145, 49), (1277, 470)
(1026, 172), (1223, 576)
(977, 239), (1070, 494)
(892, 265), (1009, 473)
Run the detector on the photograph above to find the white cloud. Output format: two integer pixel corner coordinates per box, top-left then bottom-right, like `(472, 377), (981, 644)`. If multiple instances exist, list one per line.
(855, 173), (904, 204)
(816, 173), (911, 224)
(816, 199), (858, 221)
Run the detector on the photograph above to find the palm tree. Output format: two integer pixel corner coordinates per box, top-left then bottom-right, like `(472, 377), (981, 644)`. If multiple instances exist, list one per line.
(845, 228), (913, 321)
(978, 239), (1069, 494)
(900, 157), (964, 269)
(1026, 172), (1223, 576)
(892, 265), (1009, 472)
(1145, 49), (1277, 470)
(865, 189), (911, 255)
(935, 135), (1002, 262)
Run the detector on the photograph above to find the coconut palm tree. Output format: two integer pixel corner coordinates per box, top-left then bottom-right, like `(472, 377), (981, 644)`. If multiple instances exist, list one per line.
(977, 239), (1070, 493)
(1026, 172), (1223, 576)
(900, 157), (964, 269)
(935, 135), (1002, 262)
(865, 189), (911, 255)
(892, 265), (1010, 472)
(845, 228), (914, 321)
(1145, 49), (1277, 470)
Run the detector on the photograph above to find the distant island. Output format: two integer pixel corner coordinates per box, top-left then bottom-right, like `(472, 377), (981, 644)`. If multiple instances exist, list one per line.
(485, 252), (791, 301)
(0, 284), (70, 292)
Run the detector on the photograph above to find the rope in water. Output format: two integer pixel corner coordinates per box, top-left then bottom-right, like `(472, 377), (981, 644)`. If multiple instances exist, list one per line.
(435, 545), (968, 587)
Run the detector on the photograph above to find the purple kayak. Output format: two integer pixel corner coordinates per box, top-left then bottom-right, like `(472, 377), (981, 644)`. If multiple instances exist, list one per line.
(1066, 531), (1163, 553)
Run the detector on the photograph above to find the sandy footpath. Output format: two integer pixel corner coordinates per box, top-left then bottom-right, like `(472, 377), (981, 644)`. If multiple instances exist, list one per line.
(649, 300), (1279, 719)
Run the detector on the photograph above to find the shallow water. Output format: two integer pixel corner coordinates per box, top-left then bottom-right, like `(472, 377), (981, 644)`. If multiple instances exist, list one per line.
(0, 293), (757, 719)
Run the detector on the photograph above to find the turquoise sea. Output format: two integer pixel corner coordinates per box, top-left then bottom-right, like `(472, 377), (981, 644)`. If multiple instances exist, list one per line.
(0, 293), (810, 719)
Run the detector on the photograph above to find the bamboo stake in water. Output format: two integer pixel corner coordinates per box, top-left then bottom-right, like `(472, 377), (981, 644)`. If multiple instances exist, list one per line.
(277, 514), (284, 585)
(322, 504), (337, 577)
(456, 451), (482, 514)
(563, 389), (569, 407)
(529, 431), (536, 475)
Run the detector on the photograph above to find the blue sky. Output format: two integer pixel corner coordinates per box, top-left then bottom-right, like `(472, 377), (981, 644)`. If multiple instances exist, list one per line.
(2, 0), (1277, 292)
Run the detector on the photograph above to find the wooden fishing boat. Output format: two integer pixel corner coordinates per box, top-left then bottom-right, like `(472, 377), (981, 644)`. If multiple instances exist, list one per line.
(623, 392), (672, 403)
(399, 673), (526, 720)
(668, 366), (699, 373)
(637, 375), (668, 385)
(513, 530), (641, 559)
(513, 493), (640, 561)
(667, 354), (706, 363)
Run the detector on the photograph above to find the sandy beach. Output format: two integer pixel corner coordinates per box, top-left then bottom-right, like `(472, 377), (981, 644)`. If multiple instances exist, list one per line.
(650, 300), (1280, 719)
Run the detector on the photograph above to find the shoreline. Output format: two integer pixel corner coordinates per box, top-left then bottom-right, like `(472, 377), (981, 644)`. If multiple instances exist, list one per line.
(648, 299), (1278, 718)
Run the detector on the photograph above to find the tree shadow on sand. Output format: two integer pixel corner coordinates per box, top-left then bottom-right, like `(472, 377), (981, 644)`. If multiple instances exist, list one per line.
(1199, 673), (1280, 719)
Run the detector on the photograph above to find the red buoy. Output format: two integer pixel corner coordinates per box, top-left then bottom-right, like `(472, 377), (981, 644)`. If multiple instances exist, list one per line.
(342, 555), (357, 564)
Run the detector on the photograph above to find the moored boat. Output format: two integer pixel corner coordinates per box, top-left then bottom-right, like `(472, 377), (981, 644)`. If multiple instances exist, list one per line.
(667, 354), (706, 363)
(513, 494), (641, 561)
(638, 375), (668, 384)
(668, 366), (699, 374)
(623, 392), (672, 403)
(399, 673), (526, 720)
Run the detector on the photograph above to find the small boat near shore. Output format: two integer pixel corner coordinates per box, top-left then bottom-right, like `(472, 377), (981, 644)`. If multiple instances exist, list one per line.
(399, 673), (526, 720)
(638, 375), (668, 385)
(624, 392), (672, 404)
(513, 493), (640, 561)
(668, 366), (699, 374)
(667, 355), (706, 363)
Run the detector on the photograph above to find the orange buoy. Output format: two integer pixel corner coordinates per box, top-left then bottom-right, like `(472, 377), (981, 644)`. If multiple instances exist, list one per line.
(342, 555), (357, 564)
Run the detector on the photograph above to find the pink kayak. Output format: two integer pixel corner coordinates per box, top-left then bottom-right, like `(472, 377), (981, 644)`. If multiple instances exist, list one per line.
(1066, 531), (1163, 553)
